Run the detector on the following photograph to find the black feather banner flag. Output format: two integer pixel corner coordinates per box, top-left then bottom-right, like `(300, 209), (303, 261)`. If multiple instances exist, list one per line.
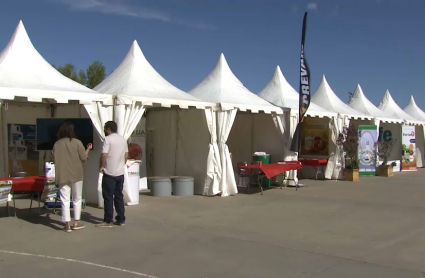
(290, 12), (311, 152)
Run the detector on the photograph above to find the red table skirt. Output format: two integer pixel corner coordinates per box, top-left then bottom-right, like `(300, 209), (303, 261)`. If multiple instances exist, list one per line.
(239, 162), (302, 179)
(298, 159), (328, 167)
(0, 176), (48, 192)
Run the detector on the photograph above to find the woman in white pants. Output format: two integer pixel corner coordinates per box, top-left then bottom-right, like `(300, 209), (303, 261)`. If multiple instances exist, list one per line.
(53, 122), (92, 232)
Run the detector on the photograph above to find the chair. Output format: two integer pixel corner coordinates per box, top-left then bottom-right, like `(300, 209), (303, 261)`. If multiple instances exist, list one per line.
(237, 162), (249, 187)
(248, 161), (265, 195)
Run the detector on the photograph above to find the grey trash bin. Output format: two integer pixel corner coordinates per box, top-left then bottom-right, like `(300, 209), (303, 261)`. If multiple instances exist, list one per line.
(149, 177), (172, 197)
(172, 176), (194, 196)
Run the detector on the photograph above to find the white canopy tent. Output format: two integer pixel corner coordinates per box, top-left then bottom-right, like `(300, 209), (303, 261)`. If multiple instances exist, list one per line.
(404, 96), (425, 122)
(258, 66), (337, 180)
(258, 66), (335, 118)
(0, 21), (112, 204)
(348, 84), (403, 124)
(189, 54), (286, 194)
(311, 76), (371, 179)
(403, 96), (425, 167)
(377, 90), (420, 124)
(347, 84), (404, 170)
(94, 40), (215, 204)
(377, 90), (425, 168)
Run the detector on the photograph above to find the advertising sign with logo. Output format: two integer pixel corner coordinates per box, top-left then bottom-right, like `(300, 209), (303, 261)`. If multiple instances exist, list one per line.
(7, 124), (39, 176)
(0, 180), (12, 204)
(300, 117), (329, 157)
(357, 125), (377, 176)
(401, 125), (417, 171)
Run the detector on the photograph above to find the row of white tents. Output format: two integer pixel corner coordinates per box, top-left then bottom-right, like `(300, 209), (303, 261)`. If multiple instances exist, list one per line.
(0, 21), (424, 205)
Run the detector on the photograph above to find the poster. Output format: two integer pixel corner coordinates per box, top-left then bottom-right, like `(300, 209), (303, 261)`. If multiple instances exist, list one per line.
(401, 125), (417, 171)
(379, 123), (402, 172)
(358, 125), (377, 176)
(129, 117), (147, 190)
(300, 117), (330, 157)
(8, 124), (39, 176)
(0, 180), (12, 204)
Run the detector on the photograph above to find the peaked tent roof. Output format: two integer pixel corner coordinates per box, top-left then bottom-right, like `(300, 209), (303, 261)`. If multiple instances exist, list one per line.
(311, 75), (369, 119)
(347, 84), (402, 123)
(258, 66), (335, 118)
(188, 54), (283, 114)
(94, 40), (210, 109)
(403, 95), (425, 122)
(377, 90), (420, 124)
(0, 21), (110, 105)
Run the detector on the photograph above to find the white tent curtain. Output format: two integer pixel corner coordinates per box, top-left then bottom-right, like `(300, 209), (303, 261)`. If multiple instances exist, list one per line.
(204, 108), (221, 195)
(217, 108), (238, 197)
(325, 115), (350, 179)
(84, 102), (113, 139)
(114, 102), (146, 205)
(84, 102), (113, 207)
(115, 102), (146, 140)
(415, 125), (424, 168)
(272, 111), (298, 184)
(84, 101), (145, 207)
(373, 118), (381, 167)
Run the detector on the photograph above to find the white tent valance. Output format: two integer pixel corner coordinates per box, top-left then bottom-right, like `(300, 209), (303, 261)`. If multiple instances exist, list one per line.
(189, 54), (284, 114)
(258, 66), (336, 118)
(377, 90), (422, 125)
(0, 21), (111, 105)
(312, 75), (371, 120)
(347, 84), (403, 124)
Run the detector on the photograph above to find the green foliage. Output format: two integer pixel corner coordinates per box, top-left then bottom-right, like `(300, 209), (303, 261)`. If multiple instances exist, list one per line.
(86, 61), (106, 89)
(345, 157), (360, 170)
(336, 124), (359, 169)
(54, 61), (106, 88)
(377, 139), (396, 166)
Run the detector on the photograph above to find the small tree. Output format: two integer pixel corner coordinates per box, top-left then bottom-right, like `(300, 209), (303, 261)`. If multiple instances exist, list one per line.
(377, 139), (396, 166)
(86, 61), (106, 89)
(336, 124), (359, 169)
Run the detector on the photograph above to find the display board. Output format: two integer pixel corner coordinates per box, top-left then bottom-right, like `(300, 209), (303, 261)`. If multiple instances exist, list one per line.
(401, 125), (417, 171)
(358, 125), (377, 176)
(8, 124), (39, 176)
(300, 117), (329, 157)
(36, 118), (94, 151)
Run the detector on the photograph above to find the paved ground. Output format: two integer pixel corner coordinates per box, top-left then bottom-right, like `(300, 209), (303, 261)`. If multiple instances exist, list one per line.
(1, 170), (425, 278)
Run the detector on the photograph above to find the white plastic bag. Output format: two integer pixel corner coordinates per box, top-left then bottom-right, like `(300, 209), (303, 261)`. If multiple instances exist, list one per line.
(45, 162), (55, 178)
(97, 173), (104, 208)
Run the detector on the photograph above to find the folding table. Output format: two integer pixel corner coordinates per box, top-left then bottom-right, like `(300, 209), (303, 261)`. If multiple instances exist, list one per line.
(238, 161), (303, 195)
(298, 159), (328, 180)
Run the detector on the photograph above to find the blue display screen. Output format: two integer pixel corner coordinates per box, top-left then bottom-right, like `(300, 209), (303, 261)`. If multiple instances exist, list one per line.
(36, 118), (94, 151)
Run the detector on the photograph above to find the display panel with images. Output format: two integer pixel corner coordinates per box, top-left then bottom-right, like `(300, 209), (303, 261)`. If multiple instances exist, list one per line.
(36, 118), (94, 151)
(300, 117), (330, 157)
(8, 124), (39, 176)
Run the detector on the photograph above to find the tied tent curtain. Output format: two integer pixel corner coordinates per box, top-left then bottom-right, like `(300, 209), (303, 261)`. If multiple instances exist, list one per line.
(325, 115), (350, 179)
(114, 99), (146, 204)
(272, 111), (298, 185)
(204, 108), (221, 195)
(84, 102), (113, 208)
(216, 108), (238, 197)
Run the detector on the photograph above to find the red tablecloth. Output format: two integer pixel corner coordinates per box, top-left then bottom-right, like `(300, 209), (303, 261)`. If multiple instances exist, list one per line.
(298, 159), (328, 167)
(0, 177), (46, 192)
(239, 162), (302, 179)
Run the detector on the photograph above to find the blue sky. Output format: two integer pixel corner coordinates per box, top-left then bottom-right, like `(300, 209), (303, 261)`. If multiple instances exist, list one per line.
(0, 0), (424, 109)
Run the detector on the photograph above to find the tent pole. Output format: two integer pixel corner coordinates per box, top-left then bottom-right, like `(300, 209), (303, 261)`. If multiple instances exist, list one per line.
(0, 100), (6, 176)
